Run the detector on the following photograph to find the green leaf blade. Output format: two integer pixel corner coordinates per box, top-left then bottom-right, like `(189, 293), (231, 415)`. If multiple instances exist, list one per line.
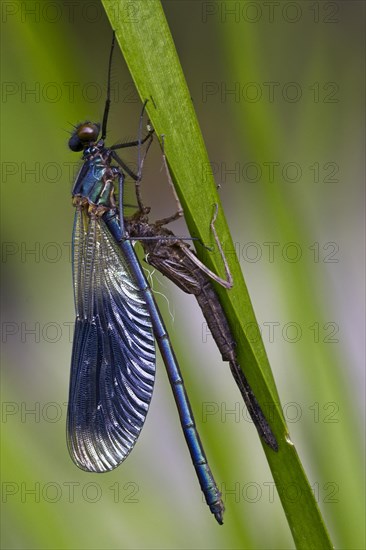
(101, 1), (334, 548)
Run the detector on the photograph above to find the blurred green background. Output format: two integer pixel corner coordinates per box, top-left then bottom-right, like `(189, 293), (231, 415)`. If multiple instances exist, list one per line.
(1, 1), (364, 548)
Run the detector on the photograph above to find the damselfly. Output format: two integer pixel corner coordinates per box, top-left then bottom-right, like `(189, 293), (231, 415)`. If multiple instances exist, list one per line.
(67, 33), (224, 523)
(126, 141), (278, 452)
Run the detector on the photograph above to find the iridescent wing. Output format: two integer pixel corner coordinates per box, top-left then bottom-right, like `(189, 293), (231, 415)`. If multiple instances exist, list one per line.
(67, 208), (155, 472)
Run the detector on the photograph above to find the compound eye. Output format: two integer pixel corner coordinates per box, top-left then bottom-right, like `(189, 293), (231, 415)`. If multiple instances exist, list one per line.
(77, 123), (100, 141)
(68, 134), (83, 152)
(68, 122), (100, 152)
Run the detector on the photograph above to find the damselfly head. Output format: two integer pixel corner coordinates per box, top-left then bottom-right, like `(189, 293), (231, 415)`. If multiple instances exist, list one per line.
(69, 122), (101, 152)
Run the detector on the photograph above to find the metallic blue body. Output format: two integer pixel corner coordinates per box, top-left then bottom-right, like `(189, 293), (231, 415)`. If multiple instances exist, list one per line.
(67, 144), (224, 522)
